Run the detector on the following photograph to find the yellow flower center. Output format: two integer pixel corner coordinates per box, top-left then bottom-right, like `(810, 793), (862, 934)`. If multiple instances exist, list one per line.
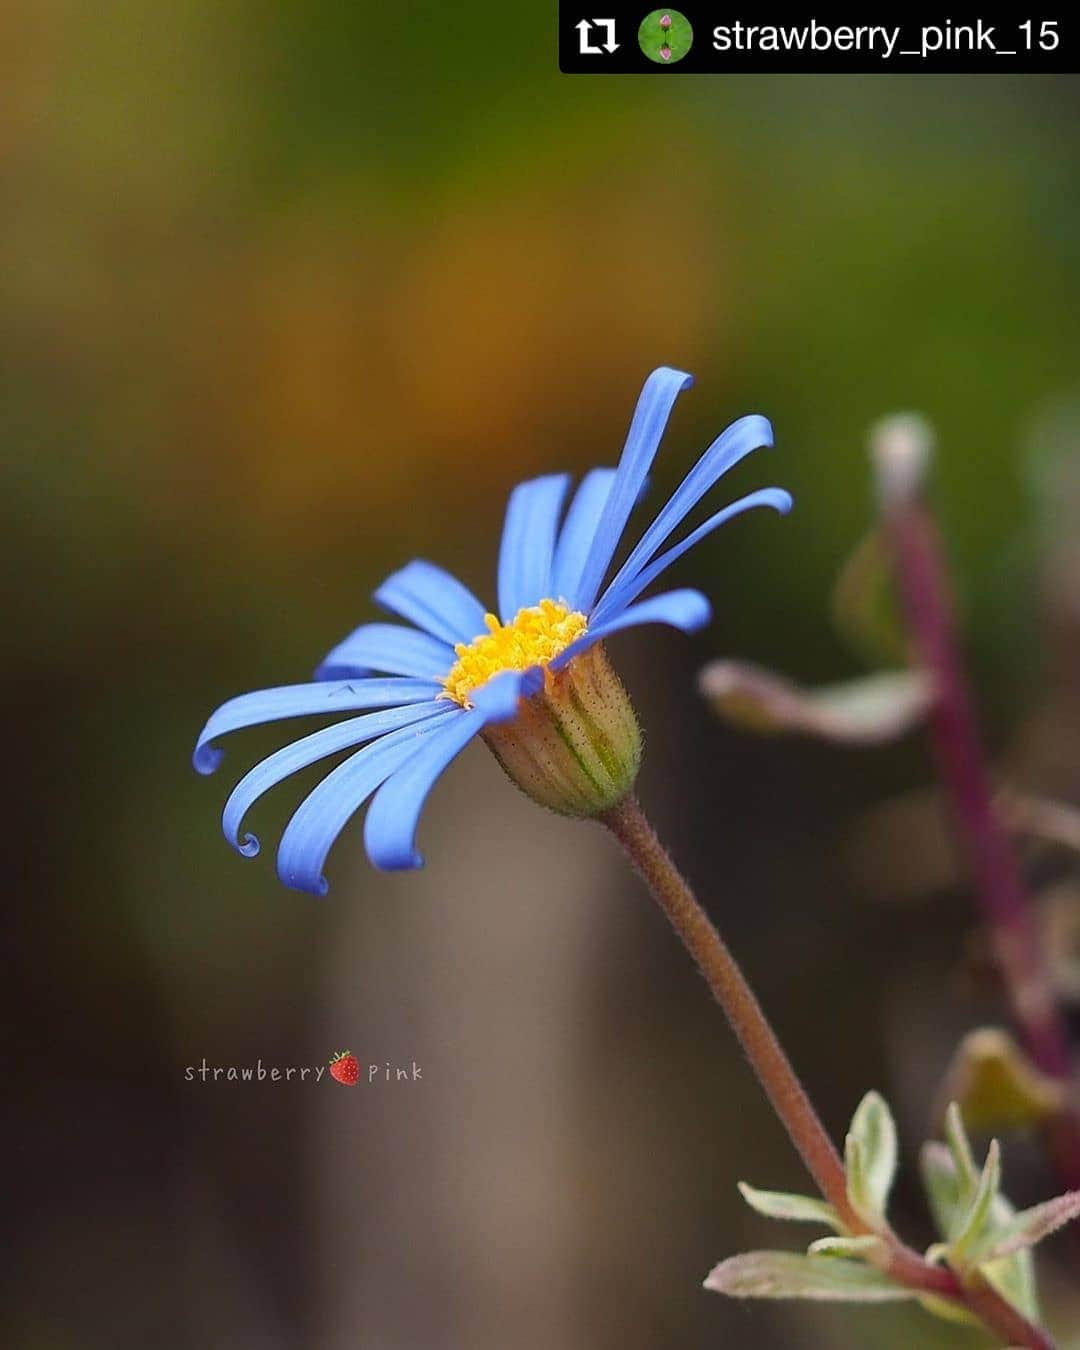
(441, 599), (589, 708)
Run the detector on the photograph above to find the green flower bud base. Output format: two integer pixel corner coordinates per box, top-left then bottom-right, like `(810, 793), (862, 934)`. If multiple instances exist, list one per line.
(483, 642), (641, 816)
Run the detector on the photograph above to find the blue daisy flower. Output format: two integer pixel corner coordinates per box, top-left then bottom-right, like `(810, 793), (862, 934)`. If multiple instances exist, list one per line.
(194, 367), (792, 892)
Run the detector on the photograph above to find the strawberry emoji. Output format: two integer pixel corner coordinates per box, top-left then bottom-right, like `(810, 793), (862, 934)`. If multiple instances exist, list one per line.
(329, 1050), (360, 1085)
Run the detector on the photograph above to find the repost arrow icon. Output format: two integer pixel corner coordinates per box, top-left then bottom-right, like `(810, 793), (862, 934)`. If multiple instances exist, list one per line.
(575, 18), (619, 54)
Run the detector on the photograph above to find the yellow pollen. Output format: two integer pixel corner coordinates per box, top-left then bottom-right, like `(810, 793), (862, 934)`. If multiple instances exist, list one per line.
(441, 599), (588, 707)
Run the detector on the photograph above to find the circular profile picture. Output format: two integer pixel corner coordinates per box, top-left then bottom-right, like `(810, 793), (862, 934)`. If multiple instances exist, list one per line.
(638, 9), (693, 64)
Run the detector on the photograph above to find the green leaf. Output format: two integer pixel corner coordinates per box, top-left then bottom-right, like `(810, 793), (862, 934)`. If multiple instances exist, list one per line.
(736, 1182), (843, 1231)
(734, 1188), (842, 1231)
(697, 662), (933, 746)
(845, 1095), (899, 1229)
(984, 1191), (1080, 1260)
(922, 1115), (1042, 1323)
(983, 1245), (1039, 1325)
(704, 1252), (916, 1302)
(845, 1134), (873, 1226)
(807, 1235), (886, 1260)
(921, 1141), (966, 1242)
(951, 1139), (1001, 1265)
(831, 528), (908, 667)
(937, 1028), (1065, 1134)
(810, 671), (934, 744)
(922, 1138), (1041, 1322)
(982, 1190), (1040, 1323)
(849, 1092), (899, 1219)
(944, 1103), (980, 1192)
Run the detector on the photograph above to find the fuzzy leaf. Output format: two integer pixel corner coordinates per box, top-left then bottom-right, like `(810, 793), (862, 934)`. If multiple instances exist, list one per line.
(736, 1183), (843, 1231)
(845, 1134), (873, 1227)
(922, 1121), (1040, 1322)
(921, 1141), (966, 1242)
(698, 662), (933, 746)
(983, 1234), (1039, 1324)
(951, 1139), (1002, 1265)
(944, 1103), (980, 1191)
(845, 1111), (897, 1231)
(807, 1235), (886, 1260)
(831, 528), (908, 667)
(937, 1028), (1065, 1134)
(704, 1251), (915, 1302)
(983, 1191), (1040, 1322)
(849, 1092), (899, 1219)
(984, 1191), (1080, 1260)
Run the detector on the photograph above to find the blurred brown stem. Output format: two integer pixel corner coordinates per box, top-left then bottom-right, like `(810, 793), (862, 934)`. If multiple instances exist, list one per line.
(600, 795), (1055, 1349)
(882, 496), (1080, 1191)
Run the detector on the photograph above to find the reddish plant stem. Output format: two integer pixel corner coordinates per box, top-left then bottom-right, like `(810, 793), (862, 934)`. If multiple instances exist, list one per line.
(883, 500), (1080, 1188)
(601, 794), (852, 1221)
(601, 795), (1055, 1348)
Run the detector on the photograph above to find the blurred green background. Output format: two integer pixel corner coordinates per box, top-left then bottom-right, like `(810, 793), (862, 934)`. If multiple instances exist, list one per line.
(4, 3), (1080, 1345)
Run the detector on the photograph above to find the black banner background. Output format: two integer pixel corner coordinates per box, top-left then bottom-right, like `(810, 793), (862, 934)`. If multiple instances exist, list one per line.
(559, 5), (1077, 73)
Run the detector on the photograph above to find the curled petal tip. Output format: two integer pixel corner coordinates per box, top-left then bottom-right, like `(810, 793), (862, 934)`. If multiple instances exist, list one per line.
(281, 869), (330, 897)
(653, 364), (694, 387)
(193, 743), (223, 775)
(238, 833), (260, 858)
(366, 837), (426, 873)
(370, 845), (425, 872)
(681, 594), (712, 630)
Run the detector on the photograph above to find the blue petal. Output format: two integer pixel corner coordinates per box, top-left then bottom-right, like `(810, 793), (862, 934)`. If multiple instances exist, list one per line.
(550, 468), (616, 606)
(572, 367), (694, 613)
(591, 488), (793, 625)
(551, 470), (655, 607)
(275, 709), (462, 894)
(221, 701), (450, 856)
(373, 559), (487, 646)
(551, 589), (712, 671)
(315, 623), (455, 682)
(364, 706), (489, 871)
(469, 667), (543, 723)
(497, 473), (571, 621)
(593, 415), (773, 623)
(193, 677), (443, 775)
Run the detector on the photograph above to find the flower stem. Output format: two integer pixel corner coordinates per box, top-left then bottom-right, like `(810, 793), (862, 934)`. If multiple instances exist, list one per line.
(883, 497), (1080, 1189)
(600, 793), (1056, 1350)
(600, 794), (852, 1221)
